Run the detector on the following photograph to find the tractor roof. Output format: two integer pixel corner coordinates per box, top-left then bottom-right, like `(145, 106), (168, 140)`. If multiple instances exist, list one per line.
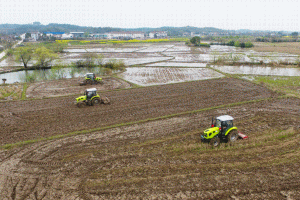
(216, 115), (234, 121)
(86, 73), (94, 75)
(86, 88), (97, 92)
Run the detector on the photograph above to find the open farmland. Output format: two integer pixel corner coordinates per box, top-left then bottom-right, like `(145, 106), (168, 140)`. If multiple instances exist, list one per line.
(1, 40), (300, 199)
(0, 96), (299, 199)
(0, 78), (277, 146)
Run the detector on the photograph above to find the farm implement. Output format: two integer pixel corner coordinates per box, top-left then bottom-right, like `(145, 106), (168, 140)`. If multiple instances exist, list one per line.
(75, 88), (110, 108)
(201, 115), (248, 147)
(80, 73), (103, 85)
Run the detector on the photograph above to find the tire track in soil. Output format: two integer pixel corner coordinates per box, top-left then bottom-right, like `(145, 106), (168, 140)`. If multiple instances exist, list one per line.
(0, 78), (278, 146)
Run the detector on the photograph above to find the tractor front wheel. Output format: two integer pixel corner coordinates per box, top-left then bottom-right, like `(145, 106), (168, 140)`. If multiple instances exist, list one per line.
(227, 130), (238, 142)
(92, 97), (101, 106)
(210, 137), (220, 147)
(76, 101), (85, 108)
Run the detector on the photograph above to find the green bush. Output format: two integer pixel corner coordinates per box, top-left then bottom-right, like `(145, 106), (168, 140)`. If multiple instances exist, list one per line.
(245, 41), (254, 48)
(227, 40), (235, 46)
(199, 43), (210, 47)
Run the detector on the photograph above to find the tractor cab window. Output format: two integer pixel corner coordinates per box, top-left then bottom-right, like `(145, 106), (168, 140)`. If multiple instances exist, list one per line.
(86, 91), (94, 99)
(215, 119), (221, 128)
(87, 74), (93, 79)
(226, 120), (233, 128)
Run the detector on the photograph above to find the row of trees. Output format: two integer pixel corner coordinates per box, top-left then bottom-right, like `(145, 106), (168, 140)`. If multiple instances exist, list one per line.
(12, 43), (126, 73)
(14, 45), (58, 69)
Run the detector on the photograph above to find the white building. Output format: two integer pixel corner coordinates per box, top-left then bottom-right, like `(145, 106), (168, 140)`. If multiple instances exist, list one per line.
(61, 33), (74, 39)
(70, 32), (85, 38)
(149, 31), (168, 38)
(106, 31), (145, 39)
(31, 32), (41, 41)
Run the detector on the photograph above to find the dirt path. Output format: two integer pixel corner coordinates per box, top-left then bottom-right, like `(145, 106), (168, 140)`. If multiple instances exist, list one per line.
(0, 97), (299, 199)
(0, 78), (277, 146)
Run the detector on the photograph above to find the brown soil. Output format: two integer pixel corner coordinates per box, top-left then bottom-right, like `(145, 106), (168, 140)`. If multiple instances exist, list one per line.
(0, 78), (277, 146)
(0, 96), (299, 199)
(252, 42), (300, 56)
(26, 76), (132, 98)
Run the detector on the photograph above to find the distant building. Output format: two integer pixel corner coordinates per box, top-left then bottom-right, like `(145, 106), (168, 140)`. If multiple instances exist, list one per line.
(31, 32), (41, 41)
(106, 31), (145, 39)
(44, 32), (65, 38)
(70, 32), (85, 38)
(90, 33), (107, 39)
(149, 31), (168, 38)
(61, 33), (74, 39)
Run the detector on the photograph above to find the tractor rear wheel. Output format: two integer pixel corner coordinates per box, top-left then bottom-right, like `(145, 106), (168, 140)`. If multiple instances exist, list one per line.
(227, 129), (238, 142)
(92, 97), (101, 106)
(210, 137), (220, 147)
(76, 101), (85, 108)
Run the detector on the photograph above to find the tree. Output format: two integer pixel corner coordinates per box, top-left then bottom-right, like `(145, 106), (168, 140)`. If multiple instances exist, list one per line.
(291, 32), (299, 37)
(14, 46), (34, 68)
(227, 40), (235, 46)
(245, 41), (254, 48)
(234, 41), (240, 47)
(25, 33), (31, 39)
(34, 47), (58, 68)
(190, 36), (201, 46)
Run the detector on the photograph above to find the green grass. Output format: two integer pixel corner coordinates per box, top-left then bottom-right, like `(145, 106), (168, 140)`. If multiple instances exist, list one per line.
(21, 83), (27, 100)
(252, 76), (300, 98)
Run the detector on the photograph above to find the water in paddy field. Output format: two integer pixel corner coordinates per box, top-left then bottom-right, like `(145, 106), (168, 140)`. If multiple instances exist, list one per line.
(0, 67), (106, 84)
(211, 65), (300, 76)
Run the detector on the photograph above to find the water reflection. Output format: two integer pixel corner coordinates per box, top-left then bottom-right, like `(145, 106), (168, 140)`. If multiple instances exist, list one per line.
(0, 67), (105, 84)
(211, 65), (300, 76)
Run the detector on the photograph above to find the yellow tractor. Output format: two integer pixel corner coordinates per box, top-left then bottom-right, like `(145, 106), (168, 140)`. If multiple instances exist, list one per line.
(79, 73), (103, 85)
(75, 88), (110, 108)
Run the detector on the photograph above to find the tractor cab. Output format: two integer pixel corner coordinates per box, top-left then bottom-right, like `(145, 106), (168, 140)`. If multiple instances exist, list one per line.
(85, 73), (96, 81)
(212, 115), (234, 135)
(84, 88), (97, 100)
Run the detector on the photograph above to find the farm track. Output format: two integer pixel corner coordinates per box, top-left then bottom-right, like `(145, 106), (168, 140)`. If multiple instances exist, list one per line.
(0, 77), (277, 146)
(0, 95), (299, 199)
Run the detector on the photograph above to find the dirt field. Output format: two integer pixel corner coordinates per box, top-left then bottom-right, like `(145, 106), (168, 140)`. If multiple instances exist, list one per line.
(252, 42), (300, 56)
(0, 96), (299, 199)
(26, 77), (132, 98)
(0, 78), (277, 146)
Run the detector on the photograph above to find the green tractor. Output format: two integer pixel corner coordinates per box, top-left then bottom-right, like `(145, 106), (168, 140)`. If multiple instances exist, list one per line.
(75, 88), (110, 108)
(201, 115), (238, 147)
(79, 73), (103, 85)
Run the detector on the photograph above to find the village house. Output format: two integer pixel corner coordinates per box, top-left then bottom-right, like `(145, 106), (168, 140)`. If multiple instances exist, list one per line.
(106, 31), (145, 39)
(149, 31), (168, 38)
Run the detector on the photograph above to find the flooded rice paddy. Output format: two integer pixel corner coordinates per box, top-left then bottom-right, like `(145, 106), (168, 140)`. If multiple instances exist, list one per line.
(119, 67), (224, 86)
(211, 65), (300, 76)
(1, 43), (299, 84)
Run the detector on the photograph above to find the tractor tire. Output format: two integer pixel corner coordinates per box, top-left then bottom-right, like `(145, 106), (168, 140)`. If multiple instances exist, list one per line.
(86, 80), (92, 85)
(210, 137), (220, 147)
(76, 101), (85, 108)
(101, 97), (110, 105)
(227, 129), (238, 142)
(92, 97), (101, 106)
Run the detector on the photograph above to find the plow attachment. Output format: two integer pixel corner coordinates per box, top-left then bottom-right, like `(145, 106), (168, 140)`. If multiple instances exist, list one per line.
(238, 131), (248, 139)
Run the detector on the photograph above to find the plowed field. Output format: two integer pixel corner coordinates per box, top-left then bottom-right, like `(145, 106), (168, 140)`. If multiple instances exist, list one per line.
(0, 78), (277, 146)
(0, 97), (299, 199)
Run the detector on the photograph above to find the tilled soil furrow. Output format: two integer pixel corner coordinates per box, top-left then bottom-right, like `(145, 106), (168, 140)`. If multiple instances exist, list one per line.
(0, 78), (277, 146)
